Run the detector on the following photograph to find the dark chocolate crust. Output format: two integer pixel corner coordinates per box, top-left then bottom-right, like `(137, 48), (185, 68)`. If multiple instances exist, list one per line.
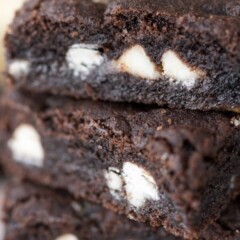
(4, 181), (179, 240)
(4, 182), (240, 240)
(0, 90), (239, 239)
(109, 0), (240, 16)
(5, 0), (240, 112)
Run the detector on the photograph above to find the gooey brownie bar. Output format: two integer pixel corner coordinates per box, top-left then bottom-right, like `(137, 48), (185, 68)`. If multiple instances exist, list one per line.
(5, 0), (240, 111)
(0, 90), (239, 239)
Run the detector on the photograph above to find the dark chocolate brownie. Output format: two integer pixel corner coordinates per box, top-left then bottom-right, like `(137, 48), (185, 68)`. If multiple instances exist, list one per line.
(5, 0), (240, 111)
(0, 90), (239, 239)
(0, 177), (6, 240)
(3, 181), (180, 240)
(4, 181), (240, 240)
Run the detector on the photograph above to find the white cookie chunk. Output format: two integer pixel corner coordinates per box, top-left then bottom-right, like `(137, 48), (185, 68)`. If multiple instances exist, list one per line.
(55, 234), (79, 240)
(8, 60), (30, 78)
(104, 167), (123, 200)
(161, 50), (203, 89)
(66, 44), (105, 78)
(115, 45), (161, 80)
(122, 162), (160, 208)
(7, 124), (44, 167)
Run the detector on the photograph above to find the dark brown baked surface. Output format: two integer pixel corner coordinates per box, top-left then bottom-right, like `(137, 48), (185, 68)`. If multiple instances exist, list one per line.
(4, 181), (179, 240)
(0, 90), (239, 239)
(4, 181), (240, 240)
(5, 0), (240, 111)
(109, 0), (240, 16)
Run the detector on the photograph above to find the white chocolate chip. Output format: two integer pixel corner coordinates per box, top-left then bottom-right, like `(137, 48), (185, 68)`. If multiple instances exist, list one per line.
(161, 50), (203, 89)
(104, 163), (160, 208)
(104, 167), (123, 200)
(8, 60), (30, 78)
(66, 44), (105, 78)
(55, 234), (78, 240)
(92, 0), (110, 3)
(122, 162), (160, 208)
(115, 45), (161, 80)
(7, 124), (44, 167)
(71, 201), (82, 213)
(231, 116), (240, 128)
(128, 213), (137, 221)
(0, 180), (6, 240)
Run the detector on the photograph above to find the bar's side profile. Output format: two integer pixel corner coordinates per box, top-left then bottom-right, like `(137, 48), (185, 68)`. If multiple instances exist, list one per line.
(3, 181), (240, 240)
(0, 90), (239, 239)
(5, 0), (240, 111)
(3, 181), (180, 240)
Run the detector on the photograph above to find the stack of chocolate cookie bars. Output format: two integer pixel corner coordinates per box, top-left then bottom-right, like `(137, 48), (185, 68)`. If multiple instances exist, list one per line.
(0, 0), (239, 239)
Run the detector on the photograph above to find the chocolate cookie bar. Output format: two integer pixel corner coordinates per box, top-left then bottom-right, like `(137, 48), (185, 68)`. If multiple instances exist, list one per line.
(0, 90), (240, 239)
(5, 0), (240, 111)
(4, 181), (179, 240)
(4, 182), (240, 240)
